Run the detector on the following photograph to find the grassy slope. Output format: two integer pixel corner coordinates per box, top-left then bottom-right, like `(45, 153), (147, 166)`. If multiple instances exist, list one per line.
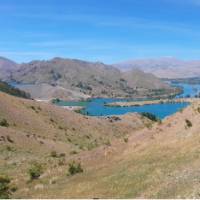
(51, 100), (200, 199)
(6, 94), (200, 198)
(0, 92), (150, 198)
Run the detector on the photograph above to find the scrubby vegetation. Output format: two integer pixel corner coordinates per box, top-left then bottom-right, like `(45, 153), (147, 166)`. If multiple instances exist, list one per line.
(68, 161), (83, 176)
(0, 80), (31, 99)
(141, 112), (160, 122)
(185, 119), (192, 128)
(28, 162), (43, 180)
(0, 119), (9, 127)
(50, 150), (58, 158)
(124, 137), (128, 143)
(0, 175), (11, 199)
(50, 151), (65, 158)
(51, 98), (61, 104)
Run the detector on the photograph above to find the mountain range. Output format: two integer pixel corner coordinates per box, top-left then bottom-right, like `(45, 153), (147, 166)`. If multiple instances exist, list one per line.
(0, 57), (19, 81)
(115, 57), (200, 78)
(0, 56), (175, 100)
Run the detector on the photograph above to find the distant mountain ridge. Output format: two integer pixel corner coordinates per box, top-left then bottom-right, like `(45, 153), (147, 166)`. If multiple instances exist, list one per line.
(122, 69), (168, 90)
(0, 57), (19, 81)
(0, 56), (175, 100)
(115, 57), (200, 78)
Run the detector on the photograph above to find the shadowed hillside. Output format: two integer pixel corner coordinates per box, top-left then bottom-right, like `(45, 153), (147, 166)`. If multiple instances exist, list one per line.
(0, 80), (31, 99)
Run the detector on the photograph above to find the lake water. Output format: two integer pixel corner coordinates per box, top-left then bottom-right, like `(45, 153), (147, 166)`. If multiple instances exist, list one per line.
(55, 82), (200, 119)
(82, 98), (189, 119)
(55, 98), (189, 119)
(171, 83), (200, 98)
(12, 81), (198, 119)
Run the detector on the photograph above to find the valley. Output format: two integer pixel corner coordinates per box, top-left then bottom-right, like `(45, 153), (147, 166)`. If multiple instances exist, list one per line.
(1, 83), (200, 198)
(53, 97), (190, 119)
(1, 56), (200, 198)
(2, 0), (200, 198)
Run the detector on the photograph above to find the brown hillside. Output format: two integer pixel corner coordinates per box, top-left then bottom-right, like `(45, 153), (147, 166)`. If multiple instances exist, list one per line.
(2, 91), (200, 198)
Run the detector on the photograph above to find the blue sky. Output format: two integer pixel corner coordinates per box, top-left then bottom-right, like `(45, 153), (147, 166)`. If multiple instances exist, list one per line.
(1, 0), (200, 63)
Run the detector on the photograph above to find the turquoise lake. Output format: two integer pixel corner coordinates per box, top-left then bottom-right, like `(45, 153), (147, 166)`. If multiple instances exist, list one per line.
(11, 82), (198, 119)
(55, 82), (200, 119)
(172, 83), (200, 98)
(55, 98), (190, 119)
(82, 98), (189, 119)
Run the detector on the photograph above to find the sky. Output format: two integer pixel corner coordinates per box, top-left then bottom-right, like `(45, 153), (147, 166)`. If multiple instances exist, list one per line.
(1, 0), (200, 63)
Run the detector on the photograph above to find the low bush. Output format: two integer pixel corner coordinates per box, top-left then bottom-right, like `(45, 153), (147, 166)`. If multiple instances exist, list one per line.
(124, 137), (128, 143)
(185, 119), (192, 128)
(0, 175), (11, 199)
(0, 119), (9, 127)
(50, 151), (65, 158)
(141, 112), (160, 122)
(68, 161), (83, 176)
(50, 151), (57, 158)
(28, 162), (43, 180)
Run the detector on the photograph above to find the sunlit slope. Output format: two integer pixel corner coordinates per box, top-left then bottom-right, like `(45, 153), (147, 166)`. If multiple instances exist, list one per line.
(11, 98), (200, 198)
(0, 91), (150, 198)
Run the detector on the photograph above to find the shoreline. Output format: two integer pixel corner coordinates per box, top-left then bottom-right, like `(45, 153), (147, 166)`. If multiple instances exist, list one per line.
(105, 98), (197, 107)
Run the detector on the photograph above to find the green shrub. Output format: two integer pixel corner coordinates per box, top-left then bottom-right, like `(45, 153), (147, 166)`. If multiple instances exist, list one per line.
(0, 175), (11, 199)
(124, 137), (128, 143)
(0, 119), (9, 127)
(52, 98), (61, 104)
(28, 162), (43, 180)
(141, 112), (160, 122)
(50, 151), (57, 158)
(185, 119), (192, 128)
(68, 161), (83, 176)
(30, 106), (36, 110)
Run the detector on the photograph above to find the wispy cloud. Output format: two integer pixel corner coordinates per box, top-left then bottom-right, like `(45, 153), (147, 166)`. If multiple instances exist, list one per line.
(28, 39), (139, 52)
(7, 11), (200, 37)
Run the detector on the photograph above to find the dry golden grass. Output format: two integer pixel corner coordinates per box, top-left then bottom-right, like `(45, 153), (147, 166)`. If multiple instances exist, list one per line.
(2, 91), (200, 198)
(0, 92), (150, 198)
